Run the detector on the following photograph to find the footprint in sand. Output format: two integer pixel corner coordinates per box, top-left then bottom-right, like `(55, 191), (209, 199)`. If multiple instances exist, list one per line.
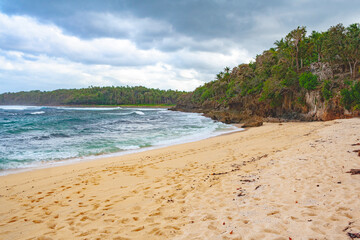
(47, 221), (57, 229)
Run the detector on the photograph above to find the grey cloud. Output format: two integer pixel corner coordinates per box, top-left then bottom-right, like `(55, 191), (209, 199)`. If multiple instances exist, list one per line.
(3, 0), (359, 57)
(2, 0), (360, 56)
(0, 0), (286, 53)
(60, 12), (175, 42)
(1, 0), (360, 93)
(0, 13), (164, 67)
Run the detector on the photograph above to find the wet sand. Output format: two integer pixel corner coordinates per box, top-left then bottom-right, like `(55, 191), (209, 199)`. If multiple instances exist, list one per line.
(1, 118), (360, 239)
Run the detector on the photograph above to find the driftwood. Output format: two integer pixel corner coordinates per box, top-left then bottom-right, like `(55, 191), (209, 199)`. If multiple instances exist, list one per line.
(346, 169), (360, 175)
(348, 232), (360, 239)
(351, 143), (360, 146)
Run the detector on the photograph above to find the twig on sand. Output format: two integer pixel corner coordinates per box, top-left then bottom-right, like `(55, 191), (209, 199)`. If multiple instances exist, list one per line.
(212, 168), (239, 176)
(240, 179), (255, 182)
(343, 221), (354, 232)
(346, 169), (360, 175)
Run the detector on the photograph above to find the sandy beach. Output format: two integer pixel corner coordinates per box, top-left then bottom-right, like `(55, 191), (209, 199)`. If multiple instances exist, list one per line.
(1, 118), (360, 239)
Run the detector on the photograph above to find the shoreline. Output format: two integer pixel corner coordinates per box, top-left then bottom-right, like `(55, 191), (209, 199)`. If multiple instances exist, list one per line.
(0, 125), (243, 177)
(0, 105), (241, 176)
(1, 119), (359, 239)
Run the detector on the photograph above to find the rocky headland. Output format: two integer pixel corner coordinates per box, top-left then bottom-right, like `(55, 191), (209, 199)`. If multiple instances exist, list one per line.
(172, 24), (360, 125)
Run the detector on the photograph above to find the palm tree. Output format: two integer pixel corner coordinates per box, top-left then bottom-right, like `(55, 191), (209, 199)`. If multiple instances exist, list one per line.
(285, 26), (307, 72)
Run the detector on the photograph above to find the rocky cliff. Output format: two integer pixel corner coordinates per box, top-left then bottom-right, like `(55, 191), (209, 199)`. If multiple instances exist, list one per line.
(172, 62), (359, 124)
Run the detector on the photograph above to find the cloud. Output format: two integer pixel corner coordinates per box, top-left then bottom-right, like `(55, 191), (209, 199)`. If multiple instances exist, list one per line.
(170, 48), (252, 72)
(0, 0), (360, 93)
(0, 11), (251, 68)
(0, 49), (231, 93)
(65, 12), (174, 40)
(0, 12), (167, 66)
(0, 11), (252, 93)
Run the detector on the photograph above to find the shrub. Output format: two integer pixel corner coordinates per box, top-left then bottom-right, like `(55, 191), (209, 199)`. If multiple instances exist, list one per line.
(341, 81), (360, 110)
(259, 79), (282, 107)
(341, 88), (352, 109)
(299, 72), (319, 90)
(321, 80), (333, 101)
(200, 89), (212, 101)
(247, 82), (263, 95)
(281, 68), (298, 87)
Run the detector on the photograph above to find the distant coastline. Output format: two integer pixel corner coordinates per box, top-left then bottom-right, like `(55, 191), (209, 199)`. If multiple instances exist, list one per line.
(0, 86), (186, 107)
(0, 104), (175, 108)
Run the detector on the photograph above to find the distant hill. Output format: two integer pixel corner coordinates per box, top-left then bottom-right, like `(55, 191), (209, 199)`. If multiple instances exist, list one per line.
(173, 23), (360, 123)
(0, 86), (186, 106)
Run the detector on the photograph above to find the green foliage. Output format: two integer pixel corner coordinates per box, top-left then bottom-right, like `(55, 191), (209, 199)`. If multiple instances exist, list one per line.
(200, 89), (213, 101)
(281, 68), (298, 87)
(285, 26), (307, 71)
(321, 80), (333, 100)
(225, 81), (236, 98)
(308, 31), (326, 62)
(341, 81), (360, 110)
(259, 78), (277, 102)
(344, 78), (352, 86)
(193, 86), (206, 100)
(248, 61), (256, 70)
(246, 82), (263, 95)
(341, 88), (352, 110)
(177, 22), (360, 113)
(299, 72), (319, 90)
(0, 86), (186, 106)
(324, 23), (360, 79)
(260, 79), (283, 107)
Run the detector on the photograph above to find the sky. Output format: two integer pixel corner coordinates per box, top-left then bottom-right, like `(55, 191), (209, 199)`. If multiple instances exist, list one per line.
(0, 0), (359, 93)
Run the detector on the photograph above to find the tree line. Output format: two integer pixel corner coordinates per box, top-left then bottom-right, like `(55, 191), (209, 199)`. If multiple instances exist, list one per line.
(0, 86), (187, 106)
(187, 23), (360, 111)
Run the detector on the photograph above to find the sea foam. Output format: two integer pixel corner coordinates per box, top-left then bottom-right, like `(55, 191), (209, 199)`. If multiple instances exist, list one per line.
(0, 105), (238, 174)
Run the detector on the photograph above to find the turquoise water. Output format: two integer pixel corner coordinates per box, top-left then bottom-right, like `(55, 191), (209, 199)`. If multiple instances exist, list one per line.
(0, 106), (237, 173)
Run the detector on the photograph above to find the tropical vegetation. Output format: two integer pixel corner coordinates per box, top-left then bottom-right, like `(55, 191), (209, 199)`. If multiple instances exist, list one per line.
(0, 86), (186, 106)
(176, 23), (360, 121)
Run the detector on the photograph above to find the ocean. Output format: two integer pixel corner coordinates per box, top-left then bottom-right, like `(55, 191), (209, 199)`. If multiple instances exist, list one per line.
(0, 105), (239, 174)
